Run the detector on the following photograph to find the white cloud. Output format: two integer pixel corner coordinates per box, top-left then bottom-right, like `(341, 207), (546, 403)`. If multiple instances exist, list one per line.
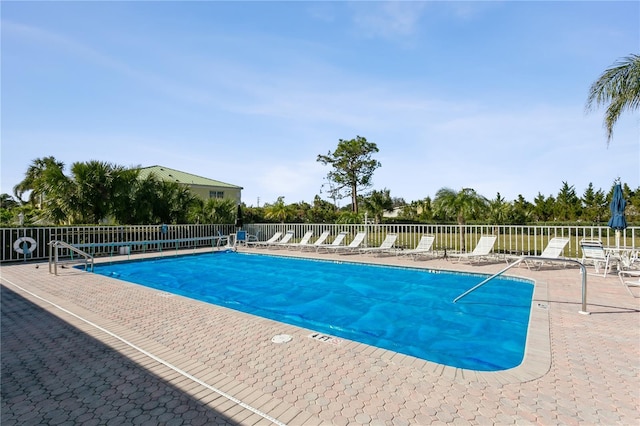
(348, 1), (428, 39)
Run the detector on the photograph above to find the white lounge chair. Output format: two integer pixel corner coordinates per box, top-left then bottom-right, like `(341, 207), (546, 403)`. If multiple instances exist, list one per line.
(580, 239), (611, 277)
(322, 232), (367, 254)
(314, 231), (348, 252)
(298, 231), (331, 251)
(266, 230), (295, 248)
(618, 270), (640, 297)
(359, 234), (397, 256)
(449, 235), (498, 264)
(247, 231), (283, 248)
(316, 232), (366, 253)
(399, 235), (436, 260)
(523, 237), (570, 269)
(278, 230), (314, 249)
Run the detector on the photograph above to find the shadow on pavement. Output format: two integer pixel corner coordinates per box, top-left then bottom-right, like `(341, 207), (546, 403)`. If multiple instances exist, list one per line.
(1, 285), (243, 426)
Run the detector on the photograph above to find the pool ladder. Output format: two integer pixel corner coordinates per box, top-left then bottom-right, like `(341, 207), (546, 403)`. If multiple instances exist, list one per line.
(48, 240), (94, 275)
(452, 256), (589, 314)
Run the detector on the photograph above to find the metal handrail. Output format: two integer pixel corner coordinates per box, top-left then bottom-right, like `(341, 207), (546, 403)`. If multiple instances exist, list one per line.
(452, 256), (589, 314)
(48, 240), (94, 275)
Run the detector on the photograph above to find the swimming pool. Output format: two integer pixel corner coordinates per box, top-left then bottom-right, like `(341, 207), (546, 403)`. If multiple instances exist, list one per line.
(91, 252), (534, 371)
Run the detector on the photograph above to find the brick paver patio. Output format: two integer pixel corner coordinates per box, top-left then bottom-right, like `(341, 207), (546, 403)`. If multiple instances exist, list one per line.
(1, 247), (639, 425)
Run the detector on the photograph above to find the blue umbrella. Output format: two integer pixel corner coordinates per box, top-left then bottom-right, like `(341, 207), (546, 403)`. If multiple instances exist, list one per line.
(608, 183), (627, 247)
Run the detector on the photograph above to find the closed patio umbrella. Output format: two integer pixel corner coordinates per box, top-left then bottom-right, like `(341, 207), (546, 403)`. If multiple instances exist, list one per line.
(235, 204), (244, 228)
(608, 183), (627, 248)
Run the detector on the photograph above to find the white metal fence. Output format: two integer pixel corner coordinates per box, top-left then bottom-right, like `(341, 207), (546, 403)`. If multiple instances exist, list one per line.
(2, 223), (638, 263)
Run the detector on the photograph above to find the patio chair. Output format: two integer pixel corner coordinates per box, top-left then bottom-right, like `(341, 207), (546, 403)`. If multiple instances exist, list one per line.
(449, 235), (498, 264)
(398, 235), (436, 260)
(278, 230), (314, 249)
(618, 270), (640, 297)
(523, 237), (570, 270)
(298, 230), (331, 251)
(247, 231), (283, 248)
(580, 239), (611, 277)
(233, 230), (249, 248)
(216, 231), (230, 248)
(359, 234), (397, 256)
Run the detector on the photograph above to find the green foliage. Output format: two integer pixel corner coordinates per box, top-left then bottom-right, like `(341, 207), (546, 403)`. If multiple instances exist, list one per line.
(11, 156), (200, 225)
(361, 188), (393, 224)
(336, 211), (362, 224)
(487, 193), (512, 224)
(433, 188), (488, 225)
(586, 54), (640, 144)
(533, 192), (555, 222)
(555, 181), (581, 221)
(306, 195), (338, 223)
(511, 195), (533, 224)
(581, 183), (608, 222)
(264, 196), (295, 223)
(7, 155), (640, 227)
(433, 187), (489, 250)
(0, 194), (19, 209)
(189, 197), (236, 224)
(242, 205), (266, 223)
(0, 209), (14, 224)
(317, 136), (381, 213)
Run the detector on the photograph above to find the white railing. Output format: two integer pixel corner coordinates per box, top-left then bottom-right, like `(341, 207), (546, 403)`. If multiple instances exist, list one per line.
(1, 223), (638, 263)
(1, 224), (236, 263)
(241, 223), (639, 259)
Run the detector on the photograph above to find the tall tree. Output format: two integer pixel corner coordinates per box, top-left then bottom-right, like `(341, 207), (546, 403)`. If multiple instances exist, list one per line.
(533, 193), (555, 222)
(586, 54), (640, 144)
(433, 188), (488, 250)
(317, 136), (381, 213)
(581, 183), (607, 223)
(511, 194), (533, 224)
(555, 182), (581, 221)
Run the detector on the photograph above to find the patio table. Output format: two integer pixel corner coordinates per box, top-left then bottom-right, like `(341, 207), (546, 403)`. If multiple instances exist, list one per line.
(603, 246), (639, 270)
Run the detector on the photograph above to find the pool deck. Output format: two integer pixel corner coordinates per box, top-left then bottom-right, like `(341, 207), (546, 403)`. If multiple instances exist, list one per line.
(1, 247), (639, 425)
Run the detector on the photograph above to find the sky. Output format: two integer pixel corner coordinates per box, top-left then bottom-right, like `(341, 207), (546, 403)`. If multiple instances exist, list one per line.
(2, 1), (639, 208)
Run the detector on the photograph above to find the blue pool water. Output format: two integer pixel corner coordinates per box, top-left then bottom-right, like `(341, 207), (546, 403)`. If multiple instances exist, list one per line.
(91, 252), (534, 371)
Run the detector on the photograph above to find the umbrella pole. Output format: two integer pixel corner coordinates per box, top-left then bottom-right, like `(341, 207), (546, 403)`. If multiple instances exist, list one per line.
(615, 229), (620, 249)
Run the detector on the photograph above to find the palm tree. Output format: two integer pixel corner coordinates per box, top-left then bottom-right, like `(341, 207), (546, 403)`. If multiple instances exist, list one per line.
(70, 161), (130, 224)
(487, 193), (512, 225)
(361, 189), (394, 224)
(199, 198), (236, 224)
(586, 54), (640, 144)
(155, 181), (197, 224)
(13, 156), (65, 207)
(433, 188), (488, 251)
(264, 196), (293, 223)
